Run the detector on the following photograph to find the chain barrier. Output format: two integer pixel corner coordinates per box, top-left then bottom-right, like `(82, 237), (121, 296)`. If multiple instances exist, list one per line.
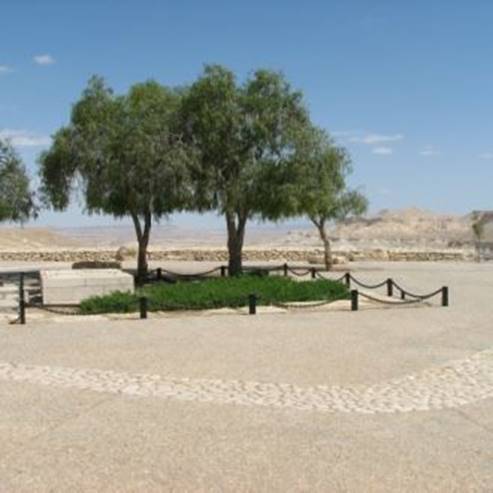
(8, 265), (448, 323)
(358, 291), (423, 306)
(155, 266), (223, 279)
(149, 264), (292, 281)
(390, 280), (444, 300)
(415, 287), (446, 301)
(270, 296), (350, 310)
(287, 268), (312, 277)
(315, 271), (347, 283)
(348, 275), (388, 289)
(26, 303), (81, 316)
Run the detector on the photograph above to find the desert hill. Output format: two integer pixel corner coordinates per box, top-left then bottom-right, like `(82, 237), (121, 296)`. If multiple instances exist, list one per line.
(283, 208), (490, 250)
(0, 208), (490, 251)
(0, 227), (81, 250)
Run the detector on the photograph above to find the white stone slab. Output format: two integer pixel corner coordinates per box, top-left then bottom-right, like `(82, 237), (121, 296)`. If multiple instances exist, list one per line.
(0, 283), (19, 311)
(41, 269), (134, 305)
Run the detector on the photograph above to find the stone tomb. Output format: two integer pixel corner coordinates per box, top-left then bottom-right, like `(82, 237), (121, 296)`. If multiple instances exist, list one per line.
(41, 269), (134, 305)
(0, 284), (19, 311)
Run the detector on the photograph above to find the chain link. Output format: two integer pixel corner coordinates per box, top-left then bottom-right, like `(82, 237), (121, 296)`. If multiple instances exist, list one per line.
(358, 292), (423, 305)
(391, 281), (443, 300)
(270, 296), (350, 310)
(349, 275), (388, 289)
(26, 303), (81, 316)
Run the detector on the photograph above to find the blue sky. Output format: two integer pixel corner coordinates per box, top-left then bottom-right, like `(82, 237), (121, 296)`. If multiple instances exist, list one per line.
(1, 0), (492, 227)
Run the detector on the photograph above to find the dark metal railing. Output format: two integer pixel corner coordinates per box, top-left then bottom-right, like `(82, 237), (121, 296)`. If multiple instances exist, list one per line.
(8, 264), (449, 324)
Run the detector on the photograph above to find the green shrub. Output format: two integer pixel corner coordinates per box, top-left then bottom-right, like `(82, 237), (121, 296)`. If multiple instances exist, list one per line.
(79, 275), (349, 314)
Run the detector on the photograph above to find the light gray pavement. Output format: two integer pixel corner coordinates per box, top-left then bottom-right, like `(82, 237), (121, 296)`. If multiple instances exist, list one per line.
(1, 261), (493, 492)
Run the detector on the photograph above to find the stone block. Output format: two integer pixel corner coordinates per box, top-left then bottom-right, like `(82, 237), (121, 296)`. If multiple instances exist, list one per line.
(0, 283), (19, 311)
(41, 269), (134, 305)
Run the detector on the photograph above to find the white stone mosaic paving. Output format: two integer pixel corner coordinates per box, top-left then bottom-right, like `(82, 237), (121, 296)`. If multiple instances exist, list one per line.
(1, 349), (492, 414)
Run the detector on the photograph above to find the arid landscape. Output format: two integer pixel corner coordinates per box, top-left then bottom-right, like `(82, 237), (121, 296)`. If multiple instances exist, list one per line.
(1, 208), (490, 259)
(0, 208), (488, 249)
(3, 2), (493, 491)
(1, 217), (492, 492)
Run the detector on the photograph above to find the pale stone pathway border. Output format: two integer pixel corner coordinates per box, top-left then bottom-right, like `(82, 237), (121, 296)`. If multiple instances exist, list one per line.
(1, 350), (493, 414)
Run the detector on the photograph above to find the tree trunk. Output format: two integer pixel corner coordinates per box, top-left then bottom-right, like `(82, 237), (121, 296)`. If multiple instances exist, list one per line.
(321, 233), (332, 271)
(311, 217), (332, 271)
(227, 237), (243, 276)
(476, 240), (482, 263)
(319, 228), (332, 271)
(131, 211), (152, 285)
(136, 235), (149, 283)
(226, 211), (247, 276)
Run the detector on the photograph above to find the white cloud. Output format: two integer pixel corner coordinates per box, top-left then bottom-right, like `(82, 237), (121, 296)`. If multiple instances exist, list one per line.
(0, 65), (13, 74)
(33, 54), (55, 65)
(0, 129), (51, 147)
(419, 146), (441, 157)
(349, 133), (403, 145)
(372, 146), (393, 155)
(478, 152), (493, 160)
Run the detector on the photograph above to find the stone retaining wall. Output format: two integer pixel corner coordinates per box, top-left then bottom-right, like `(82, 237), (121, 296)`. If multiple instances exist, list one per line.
(0, 248), (471, 263)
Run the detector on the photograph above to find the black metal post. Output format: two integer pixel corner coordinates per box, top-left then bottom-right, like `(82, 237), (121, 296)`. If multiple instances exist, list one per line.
(139, 297), (148, 319)
(351, 289), (359, 311)
(386, 278), (393, 297)
(19, 272), (25, 325)
(441, 286), (449, 307)
(248, 294), (257, 315)
(311, 267), (316, 279)
(283, 262), (288, 277)
(344, 272), (351, 288)
(220, 265), (226, 277)
(156, 268), (162, 281)
(400, 289), (406, 300)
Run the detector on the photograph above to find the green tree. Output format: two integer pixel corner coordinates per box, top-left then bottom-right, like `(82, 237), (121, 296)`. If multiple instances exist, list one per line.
(292, 127), (368, 270)
(39, 77), (194, 282)
(0, 139), (36, 223)
(180, 65), (308, 275)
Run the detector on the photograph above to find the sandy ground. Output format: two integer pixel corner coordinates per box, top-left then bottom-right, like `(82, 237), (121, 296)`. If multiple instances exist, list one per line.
(0, 261), (492, 492)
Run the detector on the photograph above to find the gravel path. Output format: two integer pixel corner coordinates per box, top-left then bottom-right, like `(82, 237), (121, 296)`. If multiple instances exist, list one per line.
(1, 348), (492, 414)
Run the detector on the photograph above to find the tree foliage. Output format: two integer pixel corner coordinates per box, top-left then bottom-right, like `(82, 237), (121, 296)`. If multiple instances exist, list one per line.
(0, 139), (36, 223)
(179, 65), (309, 274)
(39, 77), (194, 281)
(39, 66), (367, 277)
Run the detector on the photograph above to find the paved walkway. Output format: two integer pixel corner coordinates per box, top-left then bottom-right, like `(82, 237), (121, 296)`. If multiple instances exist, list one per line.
(1, 348), (493, 414)
(1, 261), (493, 492)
